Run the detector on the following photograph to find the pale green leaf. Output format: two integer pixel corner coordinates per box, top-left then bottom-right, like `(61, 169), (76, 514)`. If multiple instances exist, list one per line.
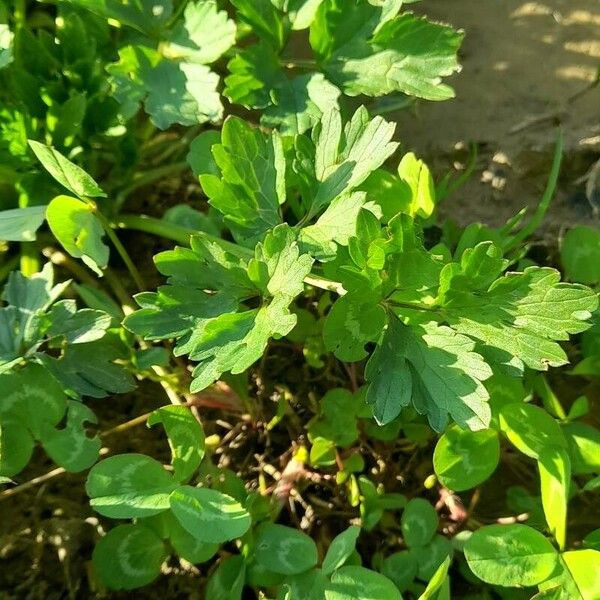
(433, 426), (500, 491)
(148, 405), (205, 483)
(86, 454), (177, 518)
(325, 565), (401, 600)
(0, 206), (46, 242)
(464, 524), (558, 587)
(499, 403), (566, 459)
(538, 446), (570, 550)
(28, 141), (106, 198)
(169, 485), (251, 543)
(46, 195), (109, 275)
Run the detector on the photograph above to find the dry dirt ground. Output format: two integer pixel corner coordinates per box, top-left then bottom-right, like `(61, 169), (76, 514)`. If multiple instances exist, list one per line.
(397, 0), (600, 243)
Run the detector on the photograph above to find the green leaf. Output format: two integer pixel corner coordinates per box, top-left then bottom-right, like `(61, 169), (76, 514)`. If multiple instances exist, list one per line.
(165, 513), (219, 564)
(325, 565), (401, 600)
(499, 403), (567, 459)
(165, 1), (236, 64)
(206, 555), (246, 600)
(433, 426), (500, 491)
(308, 388), (363, 448)
(40, 337), (136, 399)
(419, 556), (451, 600)
(108, 45), (223, 129)
(231, 0), (287, 49)
(381, 551), (417, 592)
(28, 141), (106, 198)
(261, 72), (341, 135)
(86, 454), (177, 518)
(187, 130), (221, 179)
(464, 524), (559, 587)
(0, 24), (13, 70)
(322, 525), (361, 575)
(47, 300), (112, 344)
(397, 152), (436, 219)
(560, 226), (600, 285)
(62, 0), (172, 36)
(540, 550), (600, 600)
(444, 267), (598, 371)
(311, 3), (462, 101)
(299, 107), (398, 219)
(301, 193), (367, 261)
(200, 116), (285, 245)
(0, 419), (34, 478)
(41, 401), (101, 472)
(563, 422), (600, 475)
(401, 498), (438, 548)
(538, 446), (570, 550)
(46, 195), (109, 275)
(411, 535), (452, 581)
(0, 206), (46, 242)
(254, 522), (318, 575)
(0, 363), (68, 439)
(169, 485), (251, 543)
(148, 405), (205, 483)
(365, 318), (492, 431)
(92, 524), (167, 590)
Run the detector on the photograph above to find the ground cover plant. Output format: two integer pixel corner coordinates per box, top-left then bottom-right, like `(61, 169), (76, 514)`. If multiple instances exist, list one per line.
(1, 0), (600, 598)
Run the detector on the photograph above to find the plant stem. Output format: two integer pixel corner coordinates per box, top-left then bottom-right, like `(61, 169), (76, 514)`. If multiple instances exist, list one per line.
(94, 210), (146, 291)
(19, 242), (39, 276)
(114, 161), (188, 212)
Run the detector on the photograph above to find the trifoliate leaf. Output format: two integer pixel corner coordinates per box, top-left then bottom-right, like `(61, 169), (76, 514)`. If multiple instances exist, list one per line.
(365, 317), (492, 431)
(0, 206), (46, 242)
(200, 116), (285, 245)
(169, 485), (251, 543)
(28, 141), (106, 198)
(46, 195), (109, 275)
(165, 1), (236, 65)
(92, 524), (167, 590)
(311, 2), (463, 101)
(86, 454), (177, 518)
(444, 267), (599, 370)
